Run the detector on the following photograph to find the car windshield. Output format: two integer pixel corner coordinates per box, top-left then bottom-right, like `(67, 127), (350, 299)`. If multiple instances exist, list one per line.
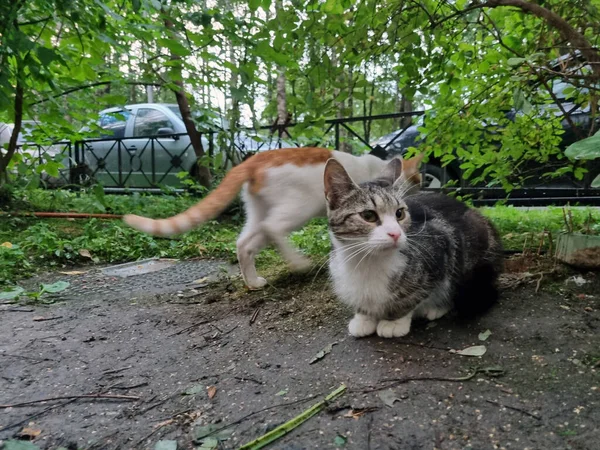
(167, 105), (230, 129)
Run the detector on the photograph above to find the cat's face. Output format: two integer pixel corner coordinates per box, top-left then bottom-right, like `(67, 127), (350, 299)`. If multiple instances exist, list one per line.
(324, 158), (412, 252)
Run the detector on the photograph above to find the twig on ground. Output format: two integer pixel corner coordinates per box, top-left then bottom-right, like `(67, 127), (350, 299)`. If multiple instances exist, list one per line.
(535, 273), (544, 293)
(0, 393), (140, 409)
(234, 376), (263, 385)
(360, 367), (504, 393)
(0, 353), (55, 362)
(32, 316), (63, 322)
(111, 382), (149, 390)
(485, 399), (541, 420)
(238, 384), (347, 450)
(1, 308), (34, 312)
(250, 307), (261, 325)
(168, 318), (212, 337)
(102, 366), (132, 376)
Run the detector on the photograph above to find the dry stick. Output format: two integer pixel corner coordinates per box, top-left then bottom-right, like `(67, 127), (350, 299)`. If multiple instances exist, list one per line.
(562, 207), (571, 233)
(102, 366), (132, 376)
(485, 399), (541, 420)
(535, 273), (544, 293)
(567, 206), (574, 233)
(0, 393), (140, 409)
(249, 307), (261, 325)
(32, 316), (63, 322)
(168, 318), (212, 337)
(547, 229), (554, 257)
(537, 231), (546, 256)
(361, 367), (501, 394)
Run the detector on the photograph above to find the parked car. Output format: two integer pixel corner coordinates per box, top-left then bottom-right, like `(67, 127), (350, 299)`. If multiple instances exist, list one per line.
(372, 65), (600, 190)
(80, 103), (290, 191)
(0, 120), (73, 187)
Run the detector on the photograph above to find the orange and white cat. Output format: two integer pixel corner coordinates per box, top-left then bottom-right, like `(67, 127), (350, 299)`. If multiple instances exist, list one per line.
(124, 147), (423, 289)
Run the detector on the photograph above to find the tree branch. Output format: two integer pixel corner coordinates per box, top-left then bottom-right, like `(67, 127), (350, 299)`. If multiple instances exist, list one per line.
(29, 81), (163, 105)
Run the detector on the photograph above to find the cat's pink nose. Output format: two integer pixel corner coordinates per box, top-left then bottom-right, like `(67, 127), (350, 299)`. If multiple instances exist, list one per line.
(388, 231), (400, 242)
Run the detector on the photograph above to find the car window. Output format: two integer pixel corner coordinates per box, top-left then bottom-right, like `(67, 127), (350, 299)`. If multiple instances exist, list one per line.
(99, 111), (130, 139)
(133, 108), (174, 136)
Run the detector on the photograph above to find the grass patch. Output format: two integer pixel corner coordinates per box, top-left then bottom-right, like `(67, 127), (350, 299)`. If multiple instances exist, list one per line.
(1, 190), (599, 285)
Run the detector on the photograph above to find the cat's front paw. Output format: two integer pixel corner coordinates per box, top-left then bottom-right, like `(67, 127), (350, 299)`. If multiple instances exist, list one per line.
(377, 316), (412, 338)
(246, 277), (268, 290)
(348, 314), (377, 337)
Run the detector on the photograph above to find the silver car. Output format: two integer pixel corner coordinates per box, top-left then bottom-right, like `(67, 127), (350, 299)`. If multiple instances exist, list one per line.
(82, 103), (290, 191)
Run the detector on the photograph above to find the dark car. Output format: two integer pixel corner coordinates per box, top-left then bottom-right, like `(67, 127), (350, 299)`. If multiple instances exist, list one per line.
(371, 62), (600, 191)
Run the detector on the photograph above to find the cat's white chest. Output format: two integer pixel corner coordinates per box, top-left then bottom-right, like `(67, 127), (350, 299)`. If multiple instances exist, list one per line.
(329, 247), (407, 317)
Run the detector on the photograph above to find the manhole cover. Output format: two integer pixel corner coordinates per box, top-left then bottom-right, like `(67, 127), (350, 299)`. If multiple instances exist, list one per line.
(101, 258), (177, 278)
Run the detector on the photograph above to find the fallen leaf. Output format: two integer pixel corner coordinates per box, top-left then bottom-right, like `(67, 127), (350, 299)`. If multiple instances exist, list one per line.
(154, 440), (177, 450)
(0, 286), (25, 301)
(183, 384), (205, 396)
(193, 424), (233, 443)
(191, 277), (209, 285)
(58, 271), (87, 275)
(478, 330), (492, 341)
(334, 434), (347, 446)
(450, 345), (487, 357)
(79, 249), (92, 258)
(18, 426), (42, 439)
(195, 437), (218, 450)
(207, 385), (217, 399)
(275, 389), (288, 396)
(378, 389), (401, 407)
(41, 281), (70, 294)
(154, 419), (174, 428)
(1, 241), (13, 248)
(309, 342), (337, 364)
(343, 407), (376, 420)
(1, 440), (41, 450)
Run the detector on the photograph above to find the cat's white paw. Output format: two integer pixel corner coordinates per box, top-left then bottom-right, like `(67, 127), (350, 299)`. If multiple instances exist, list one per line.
(348, 314), (377, 337)
(247, 277), (268, 290)
(288, 255), (312, 273)
(423, 306), (450, 321)
(377, 316), (412, 338)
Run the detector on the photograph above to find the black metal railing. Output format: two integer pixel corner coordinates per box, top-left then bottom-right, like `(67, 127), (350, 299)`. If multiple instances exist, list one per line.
(13, 111), (600, 205)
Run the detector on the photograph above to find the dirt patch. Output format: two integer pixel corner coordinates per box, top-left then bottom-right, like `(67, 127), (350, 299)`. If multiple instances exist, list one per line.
(1, 260), (599, 450)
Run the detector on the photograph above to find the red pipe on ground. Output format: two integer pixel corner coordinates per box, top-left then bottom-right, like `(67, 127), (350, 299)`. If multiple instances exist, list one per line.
(0, 212), (123, 219)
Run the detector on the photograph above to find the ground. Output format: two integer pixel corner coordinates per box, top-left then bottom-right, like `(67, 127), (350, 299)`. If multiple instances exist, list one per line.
(0, 257), (599, 450)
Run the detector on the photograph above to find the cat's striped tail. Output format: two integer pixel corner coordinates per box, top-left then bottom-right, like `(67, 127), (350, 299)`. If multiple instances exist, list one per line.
(123, 163), (250, 237)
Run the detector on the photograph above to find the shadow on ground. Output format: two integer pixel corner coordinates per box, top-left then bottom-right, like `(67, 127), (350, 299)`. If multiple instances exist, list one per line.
(0, 258), (599, 450)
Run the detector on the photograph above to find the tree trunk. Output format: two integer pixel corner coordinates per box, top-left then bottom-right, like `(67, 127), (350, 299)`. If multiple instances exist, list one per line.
(163, 13), (211, 188)
(0, 79), (23, 185)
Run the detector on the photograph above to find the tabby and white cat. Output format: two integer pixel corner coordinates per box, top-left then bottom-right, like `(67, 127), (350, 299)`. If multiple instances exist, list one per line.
(324, 158), (503, 338)
(124, 147), (423, 289)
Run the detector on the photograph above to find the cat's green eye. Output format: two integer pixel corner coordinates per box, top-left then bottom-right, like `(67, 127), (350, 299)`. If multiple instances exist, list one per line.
(360, 210), (379, 223)
(396, 208), (406, 220)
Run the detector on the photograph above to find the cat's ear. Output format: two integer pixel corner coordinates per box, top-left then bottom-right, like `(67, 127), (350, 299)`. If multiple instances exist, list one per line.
(379, 157), (404, 185)
(399, 153), (424, 190)
(324, 158), (357, 209)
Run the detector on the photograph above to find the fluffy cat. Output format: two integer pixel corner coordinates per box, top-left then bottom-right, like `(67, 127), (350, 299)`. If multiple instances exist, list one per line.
(124, 147), (423, 289)
(324, 157), (503, 338)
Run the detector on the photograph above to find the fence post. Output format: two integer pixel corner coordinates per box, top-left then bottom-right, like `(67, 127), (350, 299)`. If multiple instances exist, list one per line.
(335, 122), (340, 150)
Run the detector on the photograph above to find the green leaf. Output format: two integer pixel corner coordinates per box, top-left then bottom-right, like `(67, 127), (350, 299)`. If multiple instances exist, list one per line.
(309, 341), (337, 364)
(478, 330), (492, 341)
(507, 57), (526, 66)
(565, 131), (600, 160)
(193, 424), (233, 443)
(451, 345), (487, 357)
(36, 47), (58, 66)
(132, 0), (141, 12)
(41, 281), (70, 293)
(275, 389), (288, 396)
(378, 389), (401, 407)
(1, 441), (41, 450)
(592, 173), (600, 188)
(154, 441), (177, 450)
(183, 383), (206, 396)
(334, 435), (347, 447)
(196, 438), (218, 450)
(158, 38), (190, 57)
(0, 286), (25, 301)
(248, 0), (261, 12)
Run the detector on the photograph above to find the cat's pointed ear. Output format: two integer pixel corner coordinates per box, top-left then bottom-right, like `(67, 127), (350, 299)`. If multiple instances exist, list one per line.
(379, 157), (404, 185)
(399, 153), (424, 190)
(324, 158), (357, 209)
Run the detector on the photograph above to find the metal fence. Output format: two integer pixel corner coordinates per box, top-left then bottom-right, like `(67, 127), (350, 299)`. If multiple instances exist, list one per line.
(14, 111), (600, 205)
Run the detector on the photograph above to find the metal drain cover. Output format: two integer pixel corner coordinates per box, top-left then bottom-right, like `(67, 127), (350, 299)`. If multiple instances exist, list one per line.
(101, 258), (178, 278)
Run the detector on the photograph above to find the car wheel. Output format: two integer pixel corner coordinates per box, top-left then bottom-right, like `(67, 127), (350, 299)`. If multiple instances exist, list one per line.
(421, 163), (457, 188)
